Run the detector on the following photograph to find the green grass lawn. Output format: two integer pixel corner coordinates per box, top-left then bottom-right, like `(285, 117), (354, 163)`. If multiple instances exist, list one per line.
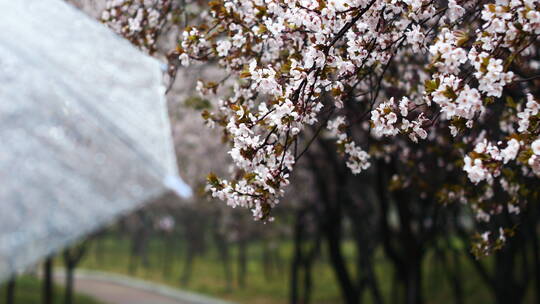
(81, 237), (342, 304)
(77, 236), (502, 304)
(0, 275), (103, 304)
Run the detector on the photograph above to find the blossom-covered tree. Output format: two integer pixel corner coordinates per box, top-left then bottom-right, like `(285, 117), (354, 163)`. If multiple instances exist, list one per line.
(101, 0), (539, 254)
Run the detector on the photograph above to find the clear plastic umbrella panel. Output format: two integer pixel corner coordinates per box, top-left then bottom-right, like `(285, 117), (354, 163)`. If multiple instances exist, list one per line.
(0, 0), (191, 281)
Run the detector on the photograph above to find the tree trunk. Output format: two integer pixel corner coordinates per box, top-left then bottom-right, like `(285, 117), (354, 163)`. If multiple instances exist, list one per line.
(181, 248), (194, 285)
(302, 234), (321, 304)
(128, 240), (139, 275)
(237, 239), (247, 289)
(403, 258), (423, 304)
(273, 241), (284, 275)
(492, 234), (526, 304)
(306, 149), (358, 304)
(64, 266), (74, 304)
(216, 236), (232, 291)
(222, 243), (232, 291)
(362, 252), (383, 304)
(449, 249), (464, 304)
(94, 236), (104, 265)
(303, 259), (313, 304)
(527, 207), (540, 304)
(6, 276), (15, 304)
(348, 197), (382, 304)
(532, 226), (540, 304)
(324, 220), (359, 304)
(262, 242), (272, 281)
(63, 245), (87, 304)
(43, 257), (54, 304)
(290, 211), (304, 304)
(162, 235), (174, 278)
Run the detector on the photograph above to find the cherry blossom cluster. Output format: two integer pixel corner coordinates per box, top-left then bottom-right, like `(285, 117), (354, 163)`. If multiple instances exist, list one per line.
(420, 0), (538, 134)
(518, 93), (540, 132)
(464, 94), (540, 185)
(471, 227), (512, 257)
(371, 97), (429, 142)
(457, 93), (539, 231)
(463, 137), (521, 184)
(101, 0), (177, 54)
(327, 116), (370, 174)
(530, 139), (540, 175)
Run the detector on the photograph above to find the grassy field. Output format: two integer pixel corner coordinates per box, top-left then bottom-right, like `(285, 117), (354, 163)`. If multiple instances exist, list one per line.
(77, 236), (502, 304)
(0, 275), (103, 304)
(81, 237), (340, 304)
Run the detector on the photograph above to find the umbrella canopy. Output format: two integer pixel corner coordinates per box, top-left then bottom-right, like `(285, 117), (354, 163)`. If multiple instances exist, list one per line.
(0, 0), (190, 281)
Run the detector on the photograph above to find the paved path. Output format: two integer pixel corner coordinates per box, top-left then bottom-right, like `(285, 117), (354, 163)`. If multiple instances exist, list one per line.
(54, 269), (234, 304)
(70, 277), (180, 304)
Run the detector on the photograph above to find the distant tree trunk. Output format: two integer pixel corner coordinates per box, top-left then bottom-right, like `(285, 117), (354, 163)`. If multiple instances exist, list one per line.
(128, 245), (138, 275)
(532, 226), (540, 304)
(367, 260), (383, 304)
(43, 257), (54, 304)
(139, 213), (151, 269)
(355, 241), (382, 304)
(290, 210), (304, 304)
(64, 266), (74, 304)
(391, 269), (399, 304)
(162, 235), (174, 278)
(526, 205), (540, 304)
(306, 149), (358, 304)
(457, 219), (528, 304)
(450, 249), (464, 304)
(215, 236), (232, 291)
(94, 236), (105, 265)
(129, 233), (143, 275)
(140, 235), (151, 269)
(375, 159), (433, 304)
(237, 239), (247, 288)
(387, 228), (424, 304)
(128, 212), (151, 274)
(262, 241), (272, 281)
(63, 245), (87, 304)
(6, 276), (15, 304)
(302, 233), (321, 304)
(437, 239), (463, 304)
(302, 257), (313, 304)
(346, 193), (382, 304)
(181, 248), (194, 285)
(222, 244), (232, 291)
(323, 206), (358, 304)
(273, 242), (284, 275)
(402, 257), (423, 304)
(493, 227), (529, 304)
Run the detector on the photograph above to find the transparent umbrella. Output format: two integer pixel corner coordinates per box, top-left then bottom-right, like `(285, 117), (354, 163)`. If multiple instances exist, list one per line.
(0, 0), (191, 281)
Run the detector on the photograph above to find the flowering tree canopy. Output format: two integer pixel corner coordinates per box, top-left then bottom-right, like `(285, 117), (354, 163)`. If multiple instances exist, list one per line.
(102, 0), (540, 253)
